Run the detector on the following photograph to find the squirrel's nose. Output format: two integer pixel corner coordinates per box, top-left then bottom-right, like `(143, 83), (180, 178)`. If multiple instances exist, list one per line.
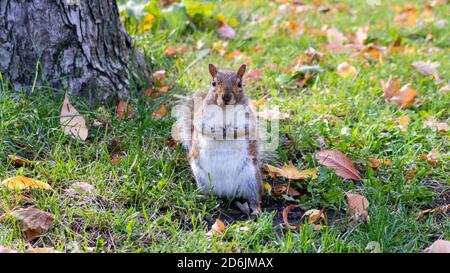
(222, 93), (232, 103)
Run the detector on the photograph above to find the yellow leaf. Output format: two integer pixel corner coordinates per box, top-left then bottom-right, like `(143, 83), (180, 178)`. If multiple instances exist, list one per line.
(265, 164), (318, 180)
(2, 176), (52, 190)
(251, 95), (268, 109)
(142, 13), (155, 31)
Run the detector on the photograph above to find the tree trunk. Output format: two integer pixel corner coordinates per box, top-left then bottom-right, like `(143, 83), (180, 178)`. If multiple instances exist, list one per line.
(0, 0), (150, 102)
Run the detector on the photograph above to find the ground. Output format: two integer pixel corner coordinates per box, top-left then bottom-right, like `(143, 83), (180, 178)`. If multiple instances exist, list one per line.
(0, 0), (449, 252)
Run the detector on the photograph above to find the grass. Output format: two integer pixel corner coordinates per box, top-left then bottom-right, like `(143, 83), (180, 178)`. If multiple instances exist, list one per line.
(0, 0), (449, 253)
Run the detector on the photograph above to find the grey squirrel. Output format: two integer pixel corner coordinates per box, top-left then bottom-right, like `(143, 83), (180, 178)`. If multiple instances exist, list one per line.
(173, 64), (264, 214)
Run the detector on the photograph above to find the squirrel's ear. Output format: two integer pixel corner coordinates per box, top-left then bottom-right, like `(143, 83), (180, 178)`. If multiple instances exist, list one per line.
(208, 64), (217, 78)
(237, 64), (246, 79)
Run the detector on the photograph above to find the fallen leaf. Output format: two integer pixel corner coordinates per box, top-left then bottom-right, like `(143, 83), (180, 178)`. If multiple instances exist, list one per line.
(439, 83), (450, 93)
(345, 192), (370, 223)
(152, 70), (167, 86)
(111, 154), (124, 165)
(324, 27), (347, 53)
(380, 75), (403, 100)
(282, 205), (301, 231)
(60, 94), (88, 141)
(424, 116), (449, 132)
(115, 100), (134, 120)
(265, 164), (318, 180)
(206, 218), (226, 236)
(2, 176), (52, 190)
(165, 45), (176, 57)
(153, 105), (168, 119)
(350, 25), (369, 46)
(394, 5), (418, 27)
(420, 150), (439, 166)
(411, 61), (440, 80)
(26, 247), (58, 253)
(337, 62), (358, 77)
(392, 115), (410, 132)
(302, 209), (326, 224)
(417, 204), (449, 219)
(251, 95), (268, 109)
(389, 83), (418, 108)
(271, 183), (301, 197)
(8, 155), (37, 167)
(11, 207), (54, 242)
(315, 150), (361, 180)
(368, 157), (391, 169)
(424, 240), (450, 253)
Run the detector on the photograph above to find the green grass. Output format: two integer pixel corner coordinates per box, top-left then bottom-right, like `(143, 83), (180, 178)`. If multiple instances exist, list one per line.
(0, 0), (449, 253)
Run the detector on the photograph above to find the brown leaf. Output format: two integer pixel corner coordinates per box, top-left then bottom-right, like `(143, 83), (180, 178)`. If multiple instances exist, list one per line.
(165, 45), (176, 57)
(271, 183), (301, 197)
(315, 150), (361, 180)
(345, 192), (370, 223)
(115, 100), (134, 120)
(26, 247), (58, 253)
(153, 105), (168, 119)
(11, 207), (54, 242)
(420, 150), (439, 166)
(302, 209), (326, 224)
(389, 83), (418, 108)
(392, 115), (410, 132)
(251, 95), (268, 109)
(411, 61), (440, 80)
(265, 164), (318, 180)
(424, 116), (449, 132)
(282, 205), (301, 231)
(424, 240), (450, 253)
(152, 70), (167, 86)
(206, 218), (226, 236)
(336, 62), (357, 77)
(8, 155), (37, 167)
(380, 75), (403, 100)
(60, 94), (88, 141)
(417, 204), (449, 220)
(111, 154), (124, 165)
(2, 176), (52, 190)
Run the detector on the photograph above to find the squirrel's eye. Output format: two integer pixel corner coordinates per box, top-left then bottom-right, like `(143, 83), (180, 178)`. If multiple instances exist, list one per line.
(237, 81), (242, 88)
(212, 81), (216, 87)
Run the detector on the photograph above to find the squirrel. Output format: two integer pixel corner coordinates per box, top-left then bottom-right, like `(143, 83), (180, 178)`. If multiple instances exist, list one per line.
(173, 64), (264, 214)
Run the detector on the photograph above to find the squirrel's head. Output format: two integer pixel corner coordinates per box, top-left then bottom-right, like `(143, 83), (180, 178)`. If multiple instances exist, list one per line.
(208, 63), (247, 106)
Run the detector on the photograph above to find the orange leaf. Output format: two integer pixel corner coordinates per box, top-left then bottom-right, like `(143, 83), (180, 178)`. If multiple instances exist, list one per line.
(315, 150), (361, 180)
(2, 176), (52, 190)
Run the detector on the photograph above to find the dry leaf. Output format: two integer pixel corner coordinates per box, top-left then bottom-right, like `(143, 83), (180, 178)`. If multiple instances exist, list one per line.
(368, 157), (391, 169)
(153, 105), (168, 119)
(206, 218), (226, 236)
(26, 247), (58, 253)
(152, 70), (167, 86)
(282, 205), (301, 231)
(380, 75), (403, 100)
(165, 45), (176, 57)
(392, 115), (410, 132)
(424, 240), (450, 253)
(271, 183), (301, 197)
(389, 83), (418, 108)
(424, 116), (449, 132)
(302, 209), (326, 224)
(420, 150), (439, 166)
(394, 5), (418, 27)
(251, 95), (268, 109)
(2, 176), (52, 190)
(337, 62), (357, 77)
(60, 94), (88, 141)
(325, 27), (347, 53)
(417, 204), (449, 220)
(115, 100), (134, 120)
(8, 155), (37, 167)
(411, 61), (440, 80)
(11, 207), (54, 242)
(315, 150), (361, 180)
(345, 192), (370, 223)
(265, 164), (318, 180)
(111, 154), (124, 165)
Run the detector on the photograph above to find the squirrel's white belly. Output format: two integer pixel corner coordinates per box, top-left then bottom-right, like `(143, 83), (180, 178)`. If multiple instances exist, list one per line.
(192, 138), (257, 199)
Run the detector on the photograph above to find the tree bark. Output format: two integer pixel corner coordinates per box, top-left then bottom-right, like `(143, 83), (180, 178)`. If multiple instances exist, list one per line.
(0, 0), (150, 102)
